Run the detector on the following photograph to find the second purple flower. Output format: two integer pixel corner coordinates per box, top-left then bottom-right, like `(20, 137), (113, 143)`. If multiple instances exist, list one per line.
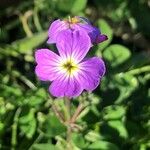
(47, 16), (108, 45)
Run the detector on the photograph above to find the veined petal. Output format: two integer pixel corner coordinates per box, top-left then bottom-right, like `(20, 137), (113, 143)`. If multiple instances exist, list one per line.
(49, 75), (83, 98)
(35, 49), (62, 81)
(56, 29), (91, 62)
(76, 24), (100, 42)
(47, 19), (68, 44)
(76, 24), (107, 44)
(77, 57), (106, 91)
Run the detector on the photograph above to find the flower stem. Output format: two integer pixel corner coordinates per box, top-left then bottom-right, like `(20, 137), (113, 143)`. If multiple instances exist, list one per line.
(70, 103), (84, 123)
(68, 16), (71, 23)
(52, 103), (65, 123)
(64, 97), (72, 150)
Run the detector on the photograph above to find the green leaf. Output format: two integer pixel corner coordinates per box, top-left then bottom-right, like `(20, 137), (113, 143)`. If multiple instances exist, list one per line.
(101, 73), (138, 104)
(43, 114), (66, 137)
(0, 32), (47, 57)
(28, 96), (45, 107)
(108, 120), (128, 139)
(102, 105), (126, 120)
(20, 118), (36, 139)
(57, 0), (87, 13)
(114, 73), (138, 103)
(71, 0), (87, 14)
(97, 19), (113, 51)
(103, 44), (131, 67)
(12, 31), (47, 54)
(1, 84), (22, 97)
(88, 141), (119, 150)
(85, 131), (103, 142)
(19, 108), (36, 138)
(32, 143), (56, 150)
(19, 108), (35, 124)
(0, 122), (4, 134)
(72, 133), (88, 149)
(27, 89), (47, 107)
(57, 0), (72, 12)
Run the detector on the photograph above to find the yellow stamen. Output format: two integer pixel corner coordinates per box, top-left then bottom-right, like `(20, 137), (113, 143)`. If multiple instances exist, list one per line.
(60, 59), (79, 76)
(70, 17), (80, 24)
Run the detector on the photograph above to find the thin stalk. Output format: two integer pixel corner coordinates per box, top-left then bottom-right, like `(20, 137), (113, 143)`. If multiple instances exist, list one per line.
(28, 132), (44, 150)
(68, 16), (71, 23)
(33, 8), (42, 32)
(11, 108), (21, 150)
(64, 97), (72, 150)
(70, 103), (84, 123)
(19, 11), (33, 37)
(126, 65), (150, 75)
(52, 103), (65, 123)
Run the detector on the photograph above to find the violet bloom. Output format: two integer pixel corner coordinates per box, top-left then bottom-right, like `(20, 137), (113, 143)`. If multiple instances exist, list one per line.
(47, 16), (108, 45)
(35, 29), (106, 98)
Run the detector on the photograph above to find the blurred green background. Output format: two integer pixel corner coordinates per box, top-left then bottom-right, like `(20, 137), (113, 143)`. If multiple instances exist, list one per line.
(0, 0), (150, 150)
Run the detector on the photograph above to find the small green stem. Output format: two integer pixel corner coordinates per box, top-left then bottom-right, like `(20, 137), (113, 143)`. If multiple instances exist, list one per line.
(65, 97), (71, 120)
(11, 108), (21, 150)
(68, 16), (71, 23)
(28, 132), (44, 150)
(70, 103), (84, 123)
(126, 65), (150, 75)
(19, 11), (33, 37)
(33, 8), (42, 32)
(64, 97), (72, 150)
(52, 102), (65, 123)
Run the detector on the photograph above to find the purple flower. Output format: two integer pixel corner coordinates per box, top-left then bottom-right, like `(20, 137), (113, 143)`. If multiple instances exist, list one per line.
(35, 29), (106, 98)
(47, 16), (108, 45)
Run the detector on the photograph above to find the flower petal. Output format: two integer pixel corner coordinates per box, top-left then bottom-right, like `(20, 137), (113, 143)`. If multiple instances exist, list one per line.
(49, 75), (83, 98)
(95, 34), (108, 44)
(77, 57), (106, 91)
(76, 24), (107, 44)
(76, 24), (100, 43)
(56, 29), (91, 62)
(47, 19), (68, 44)
(35, 49), (61, 81)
